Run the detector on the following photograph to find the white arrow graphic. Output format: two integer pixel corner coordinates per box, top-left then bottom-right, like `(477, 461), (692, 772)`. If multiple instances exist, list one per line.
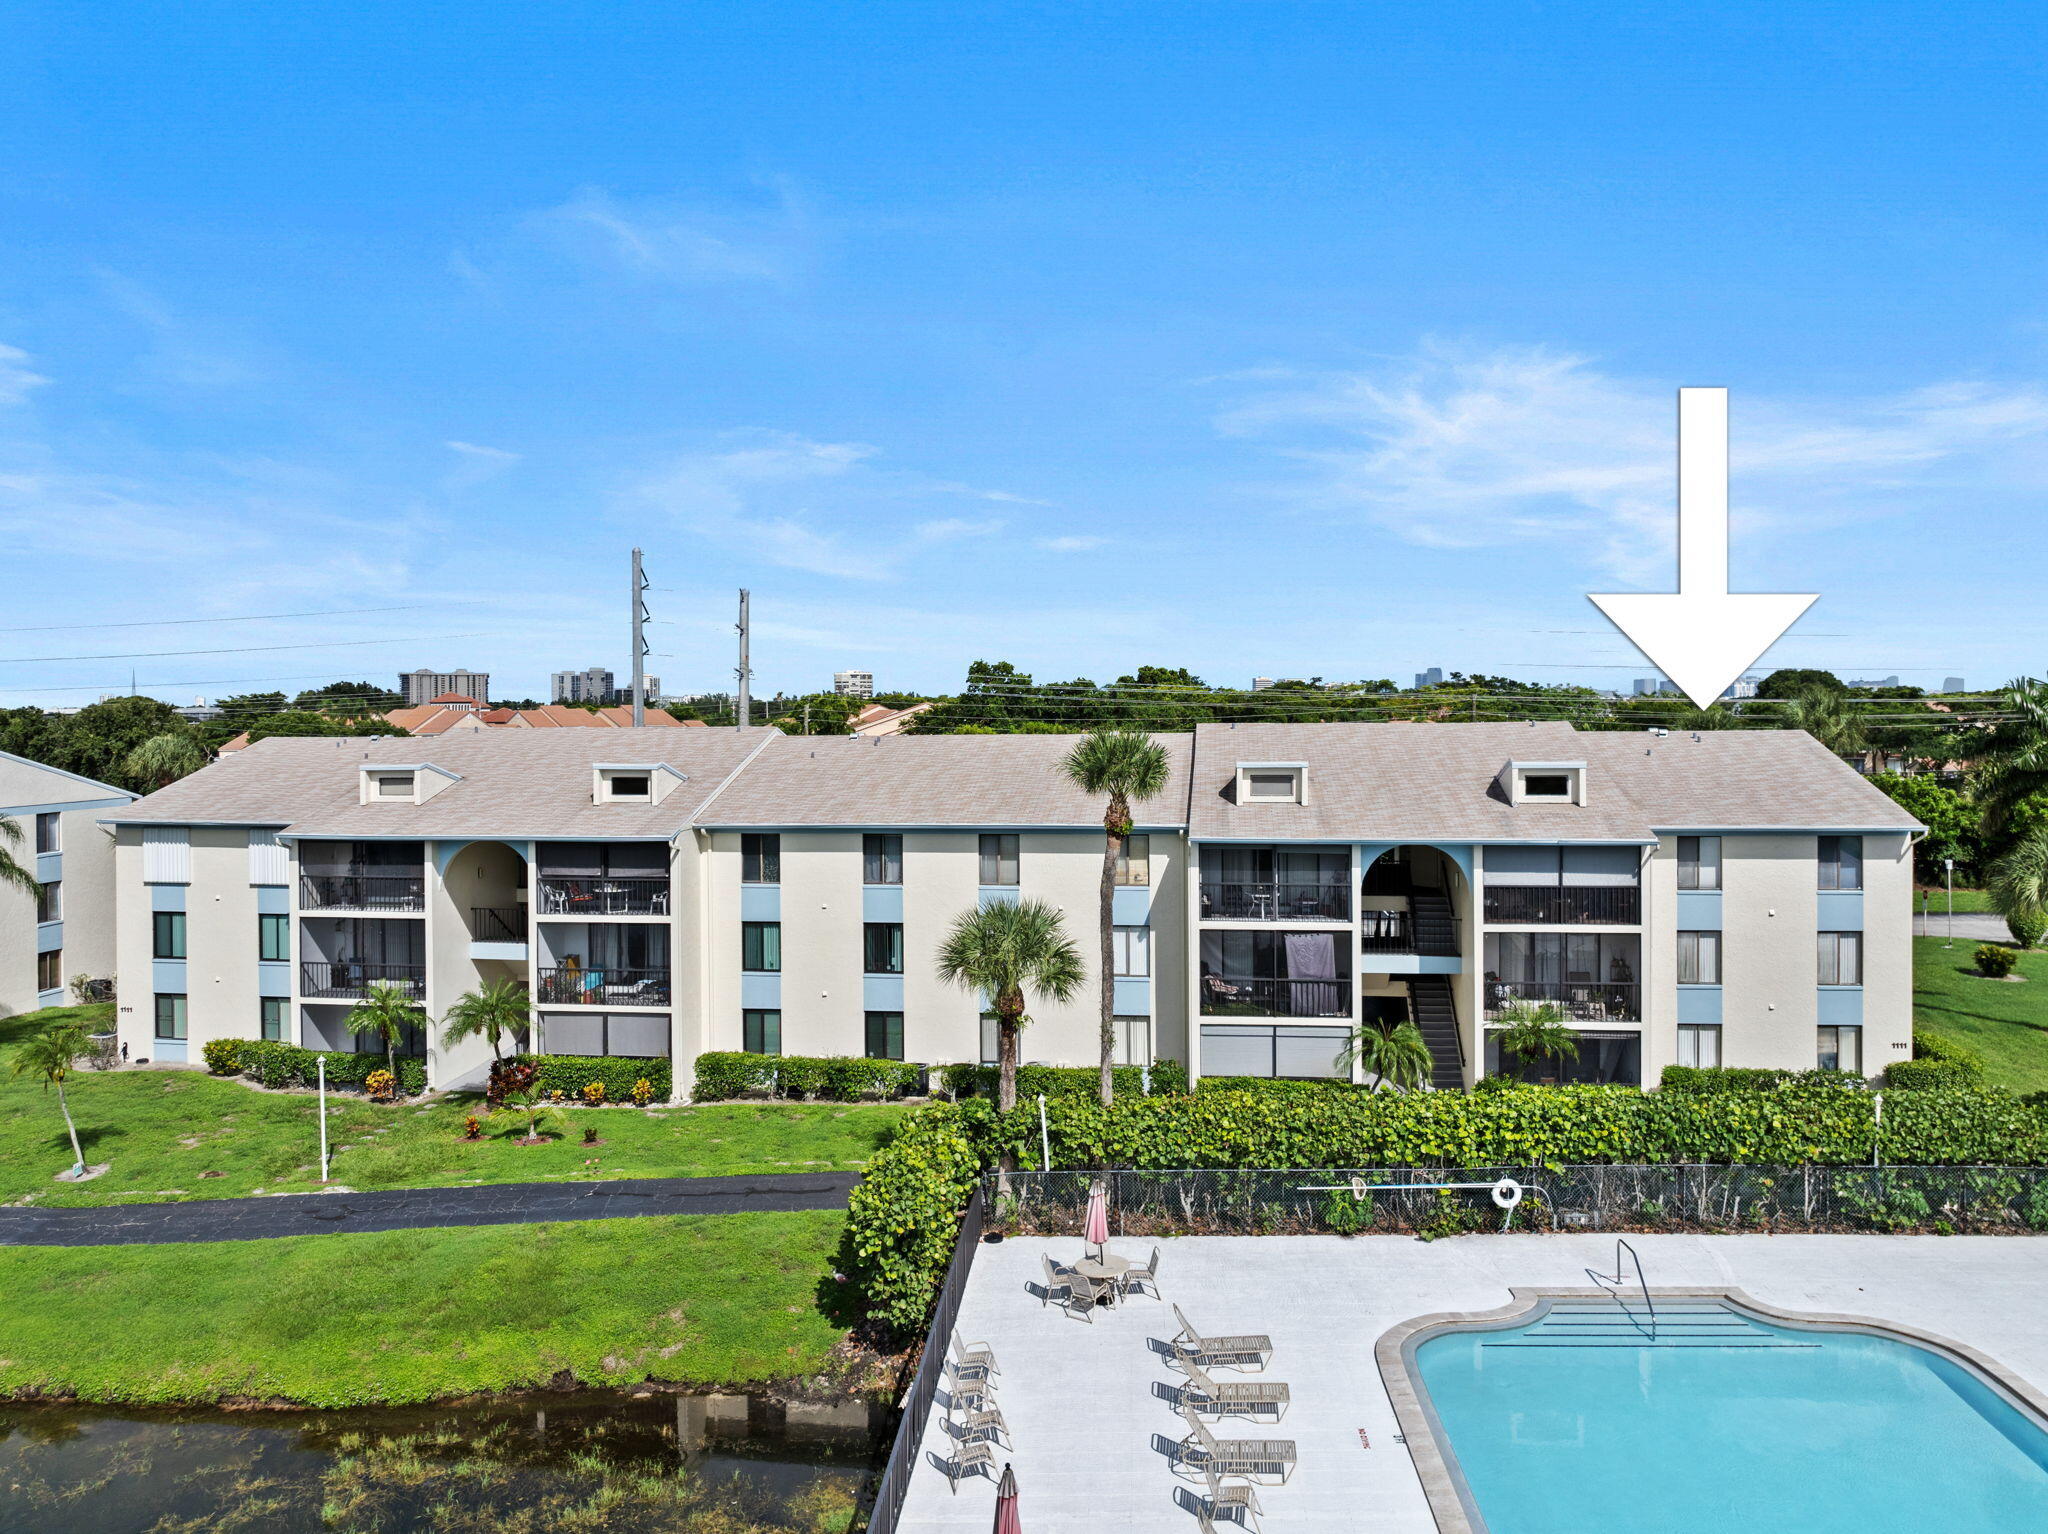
(1590, 387), (1816, 709)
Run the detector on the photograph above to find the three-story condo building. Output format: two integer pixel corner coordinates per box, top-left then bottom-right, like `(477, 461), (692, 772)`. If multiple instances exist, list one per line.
(101, 721), (1919, 1092)
(2, 750), (134, 1018)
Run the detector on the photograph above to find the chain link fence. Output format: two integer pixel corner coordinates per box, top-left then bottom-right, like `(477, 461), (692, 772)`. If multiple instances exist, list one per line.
(986, 1165), (2048, 1238)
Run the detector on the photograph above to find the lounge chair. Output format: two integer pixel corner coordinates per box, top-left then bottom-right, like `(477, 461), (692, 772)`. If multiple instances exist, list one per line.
(952, 1400), (1010, 1447)
(1121, 1245), (1163, 1300)
(1177, 1405), (1295, 1485)
(1181, 1358), (1289, 1422)
(1040, 1255), (1101, 1322)
(946, 1437), (998, 1493)
(1170, 1304), (1273, 1373)
(948, 1332), (999, 1383)
(1203, 1465), (1265, 1532)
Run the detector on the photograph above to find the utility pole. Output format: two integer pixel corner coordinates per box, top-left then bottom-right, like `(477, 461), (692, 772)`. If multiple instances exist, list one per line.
(629, 547), (649, 727)
(735, 588), (752, 730)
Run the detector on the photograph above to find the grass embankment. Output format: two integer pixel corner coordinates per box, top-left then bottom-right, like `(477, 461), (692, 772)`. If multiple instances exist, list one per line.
(0, 1210), (851, 1406)
(1913, 936), (2048, 1093)
(1, 1005), (906, 1206)
(1915, 886), (1997, 914)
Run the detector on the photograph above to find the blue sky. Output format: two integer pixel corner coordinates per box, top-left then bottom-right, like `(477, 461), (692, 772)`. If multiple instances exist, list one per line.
(4, 2), (2045, 707)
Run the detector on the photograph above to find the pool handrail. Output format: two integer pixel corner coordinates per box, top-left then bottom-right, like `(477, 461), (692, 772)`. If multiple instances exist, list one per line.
(1589, 1238), (1657, 1339)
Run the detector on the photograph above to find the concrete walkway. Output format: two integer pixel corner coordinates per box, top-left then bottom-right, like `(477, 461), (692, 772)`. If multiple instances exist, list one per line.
(0, 1170), (859, 1246)
(1914, 910), (2014, 942)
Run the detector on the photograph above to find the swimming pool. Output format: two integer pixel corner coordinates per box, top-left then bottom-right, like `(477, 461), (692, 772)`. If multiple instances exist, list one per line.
(1407, 1296), (2048, 1534)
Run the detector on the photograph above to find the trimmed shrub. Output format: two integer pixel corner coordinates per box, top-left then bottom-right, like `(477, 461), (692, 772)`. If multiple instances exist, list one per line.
(691, 1051), (921, 1102)
(1883, 1058), (1982, 1090)
(841, 1101), (991, 1333)
(2009, 910), (2047, 951)
(1660, 1066), (1799, 1093)
(235, 1040), (425, 1096)
(1977, 943), (2019, 978)
(201, 1038), (244, 1076)
(516, 1054), (673, 1103)
(1913, 1028), (1985, 1069)
(937, 1060), (1189, 1101)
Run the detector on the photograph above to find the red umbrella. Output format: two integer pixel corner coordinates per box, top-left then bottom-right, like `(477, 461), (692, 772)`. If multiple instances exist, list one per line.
(993, 1463), (1020, 1534)
(1083, 1178), (1110, 1254)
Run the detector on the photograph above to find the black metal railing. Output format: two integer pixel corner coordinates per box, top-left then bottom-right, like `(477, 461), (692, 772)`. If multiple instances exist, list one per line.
(536, 876), (670, 916)
(470, 907), (524, 942)
(1482, 885), (1641, 925)
(1199, 881), (1351, 921)
(1484, 979), (1639, 1023)
(534, 965), (671, 1005)
(1199, 974), (1352, 1018)
(1359, 910), (1414, 952)
(299, 871), (426, 912)
(866, 1188), (984, 1534)
(300, 960), (425, 999)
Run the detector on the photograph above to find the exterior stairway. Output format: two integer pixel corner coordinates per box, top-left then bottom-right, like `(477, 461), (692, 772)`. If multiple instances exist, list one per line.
(1403, 973), (1466, 1090)
(1408, 888), (1460, 956)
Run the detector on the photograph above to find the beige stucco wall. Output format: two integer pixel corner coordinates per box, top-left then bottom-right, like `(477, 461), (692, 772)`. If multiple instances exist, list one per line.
(0, 757), (128, 1017)
(112, 825), (269, 1058)
(1861, 831), (1916, 1073)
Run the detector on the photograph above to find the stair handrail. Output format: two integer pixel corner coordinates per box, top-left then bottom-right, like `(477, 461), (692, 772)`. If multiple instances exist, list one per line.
(1587, 1238), (1657, 1339)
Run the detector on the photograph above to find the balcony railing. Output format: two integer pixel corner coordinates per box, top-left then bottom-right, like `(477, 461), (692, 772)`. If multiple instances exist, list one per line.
(536, 876), (670, 917)
(1482, 885), (1641, 925)
(471, 908), (524, 942)
(299, 872), (425, 912)
(1360, 910), (1413, 953)
(1199, 881), (1351, 921)
(1484, 979), (1639, 1023)
(535, 966), (671, 1006)
(300, 960), (426, 1000)
(1199, 974), (1352, 1019)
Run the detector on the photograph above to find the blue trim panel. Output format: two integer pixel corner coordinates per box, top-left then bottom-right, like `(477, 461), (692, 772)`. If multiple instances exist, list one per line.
(978, 887), (1021, 908)
(151, 884), (187, 913)
(1113, 976), (1152, 1014)
(1112, 886), (1153, 925)
(863, 975), (906, 1010)
(862, 885), (904, 922)
(36, 920), (62, 954)
(151, 1038), (189, 1062)
(1676, 890), (1723, 929)
(740, 973), (782, 1009)
(1817, 987), (1864, 1026)
(35, 852), (60, 883)
(1677, 986), (1724, 1024)
(740, 885), (781, 921)
(36, 988), (66, 1009)
(1817, 891), (1865, 930)
(152, 959), (188, 993)
(257, 885), (292, 915)
(1372, 953), (1463, 975)
(258, 961), (293, 998)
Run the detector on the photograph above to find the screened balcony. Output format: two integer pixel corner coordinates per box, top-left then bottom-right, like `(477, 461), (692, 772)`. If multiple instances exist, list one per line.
(536, 841), (670, 916)
(1482, 931), (1640, 1023)
(297, 840), (426, 912)
(1199, 929), (1352, 1018)
(298, 916), (425, 998)
(1199, 846), (1350, 922)
(535, 922), (671, 1006)
(1481, 846), (1641, 925)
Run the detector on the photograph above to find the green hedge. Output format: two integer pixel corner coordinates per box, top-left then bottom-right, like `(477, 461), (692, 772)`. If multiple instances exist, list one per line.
(236, 1040), (426, 1096)
(937, 1060), (1189, 1100)
(1883, 1059), (1984, 1090)
(1913, 1028), (1985, 1069)
(1661, 1065), (1800, 1093)
(514, 1054), (672, 1101)
(692, 1051), (921, 1102)
(841, 1101), (991, 1333)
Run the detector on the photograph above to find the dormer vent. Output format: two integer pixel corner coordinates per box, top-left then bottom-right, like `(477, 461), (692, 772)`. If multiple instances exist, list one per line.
(1235, 762), (1308, 805)
(358, 763), (460, 805)
(593, 764), (685, 805)
(1499, 760), (1589, 807)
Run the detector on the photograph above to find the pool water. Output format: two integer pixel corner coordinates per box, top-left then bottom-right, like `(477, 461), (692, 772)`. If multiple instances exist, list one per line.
(1413, 1300), (2048, 1534)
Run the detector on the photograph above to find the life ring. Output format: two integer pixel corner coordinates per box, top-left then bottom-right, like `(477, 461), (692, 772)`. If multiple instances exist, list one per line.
(1490, 1178), (1524, 1210)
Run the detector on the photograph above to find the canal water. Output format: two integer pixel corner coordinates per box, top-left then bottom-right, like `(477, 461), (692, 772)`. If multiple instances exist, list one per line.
(0, 1389), (885, 1533)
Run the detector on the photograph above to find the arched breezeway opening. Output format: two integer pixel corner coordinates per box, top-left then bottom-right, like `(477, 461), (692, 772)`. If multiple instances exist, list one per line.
(1357, 844), (1471, 1090)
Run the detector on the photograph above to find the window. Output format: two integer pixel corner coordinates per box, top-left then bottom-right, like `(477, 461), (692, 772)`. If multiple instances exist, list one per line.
(36, 880), (59, 923)
(1522, 773), (1571, 798)
(1676, 1024), (1722, 1069)
(979, 1012), (1000, 1065)
(865, 1011), (905, 1061)
(1677, 836), (1722, 891)
(1818, 1025), (1863, 1075)
(863, 922), (904, 974)
(1676, 930), (1722, 986)
(741, 834), (781, 884)
(979, 834), (1019, 886)
(1819, 836), (1864, 891)
(608, 774), (651, 798)
(153, 911), (187, 960)
(1113, 925), (1151, 977)
(35, 812), (59, 854)
(863, 833), (903, 885)
(1244, 771), (1300, 803)
(1115, 834), (1151, 887)
(1115, 1014), (1152, 1066)
(37, 950), (61, 993)
(260, 997), (286, 1042)
(258, 914), (290, 962)
(373, 772), (415, 800)
(1817, 932), (1863, 986)
(154, 993), (188, 1040)
(742, 1009), (781, 1055)
(741, 922), (781, 973)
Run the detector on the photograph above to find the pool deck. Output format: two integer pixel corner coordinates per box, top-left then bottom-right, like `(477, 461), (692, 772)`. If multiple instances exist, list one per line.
(892, 1233), (2048, 1534)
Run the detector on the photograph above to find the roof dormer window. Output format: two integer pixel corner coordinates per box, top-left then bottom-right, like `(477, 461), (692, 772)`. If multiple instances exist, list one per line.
(594, 764), (683, 805)
(358, 762), (459, 805)
(1503, 760), (1588, 806)
(1236, 763), (1307, 805)
(373, 772), (416, 800)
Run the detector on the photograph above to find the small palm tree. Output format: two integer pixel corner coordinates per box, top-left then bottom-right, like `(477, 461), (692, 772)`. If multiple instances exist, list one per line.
(1989, 826), (2048, 950)
(1786, 686), (1867, 758)
(122, 732), (207, 791)
(440, 979), (532, 1064)
(0, 815), (40, 901)
(1340, 1019), (1435, 1092)
(347, 981), (425, 1080)
(493, 1086), (567, 1143)
(1061, 728), (1172, 1106)
(935, 898), (1084, 1112)
(1493, 1000), (1579, 1084)
(12, 1021), (90, 1176)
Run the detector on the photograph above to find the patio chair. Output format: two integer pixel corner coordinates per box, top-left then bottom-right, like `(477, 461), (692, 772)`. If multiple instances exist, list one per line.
(951, 1400), (1010, 1447)
(946, 1437), (998, 1493)
(1181, 1358), (1289, 1422)
(1170, 1304), (1273, 1373)
(1040, 1255), (1100, 1322)
(1203, 1465), (1265, 1532)
(1177, 1405), (1295, 1485)
(1121, 1245), (1163, 1301)
(948, 1332), (999, 1384)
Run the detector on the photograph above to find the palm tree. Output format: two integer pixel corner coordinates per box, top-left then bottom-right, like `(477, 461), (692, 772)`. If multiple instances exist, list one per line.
(935, 898), (1085, 1112)
(12, 1021), (90, 1176)
(122, 732), (207, 791)
(1989, 825), (2048, 950)
(1785, 685), (1867, 759)
(1061, 728), (1172, 1106)
(492, 1086), (567, 1143)
(1339, 1019), (1435, 1092)
(346, 981), (426, 1081)
(0, 816), (39, 902)
(440, 979), (532, 1065)
(1975, 677), (2048, 833)
(1492, 999), (1579, 1084)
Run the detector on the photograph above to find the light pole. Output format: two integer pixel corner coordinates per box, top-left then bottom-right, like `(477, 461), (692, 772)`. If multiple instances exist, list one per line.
(1944, 857), (1955, 950)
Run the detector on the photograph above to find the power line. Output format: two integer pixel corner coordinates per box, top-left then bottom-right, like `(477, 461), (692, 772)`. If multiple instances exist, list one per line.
(0, 602), (477, 635)
(0, 632), (501, 665)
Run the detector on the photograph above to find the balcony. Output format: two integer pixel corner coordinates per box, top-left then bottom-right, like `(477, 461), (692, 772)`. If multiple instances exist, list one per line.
(471, 907), (525, 942)
(1483, 979), (1639, 1024)
(1482, 885), (1640, 925)
(537, 876), (670, 917)
(300, 960), (426, 1000)
(1199, 974), (1352, 1019)
(1360, 910), (1413, 953)
(299, 872), (425, 913)
(535, 965), (671, 1006)
(1200, 881), (1351, 922)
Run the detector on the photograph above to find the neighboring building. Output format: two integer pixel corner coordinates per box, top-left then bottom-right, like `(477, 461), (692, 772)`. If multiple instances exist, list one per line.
(834, 671), (875, 699)
(1848, 676), (1902, 689)
(101, 721), (1918, 1095)
(399, 669), (489, 708)
(552, 667), (615, 704)
(214, 700), (705, 755)
(1, 751), (135, 1018)
(1252, 678), (1275, 692)
(1634, 677), (1681, 697)
(851, 701), (934, 737)
(1414, 668), (1444, 689)
(1943, 677), (1967, 694)
(1720, 675), (1762, 702)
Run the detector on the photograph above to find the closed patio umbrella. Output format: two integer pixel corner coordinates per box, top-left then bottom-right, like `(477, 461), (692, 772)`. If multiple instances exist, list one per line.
(1083, 1178), (1110, 1257)
(993, 1463), (1019, 1534)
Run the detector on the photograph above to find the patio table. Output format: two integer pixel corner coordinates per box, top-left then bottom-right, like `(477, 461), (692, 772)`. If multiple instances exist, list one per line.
(1074, 1251), (1130, 1305)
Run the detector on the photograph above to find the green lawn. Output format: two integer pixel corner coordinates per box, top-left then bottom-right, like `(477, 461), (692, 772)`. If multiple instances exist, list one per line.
(1912, 936), (2048, 1093)
(1914, 886), (1997, 914)
(1, 1004), (907, 1207)
(0, 1210), (850, 1406)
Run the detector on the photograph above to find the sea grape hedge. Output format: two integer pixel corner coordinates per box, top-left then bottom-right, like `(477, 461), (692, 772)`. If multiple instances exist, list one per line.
(937, 1060), (1188, 1101)
(234, 1039), (427, 1096)
(692, 1051), (922, 1102)
(842, 1101), (991, 1332)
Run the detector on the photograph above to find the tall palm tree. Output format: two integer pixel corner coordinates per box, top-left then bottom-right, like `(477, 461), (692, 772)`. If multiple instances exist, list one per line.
(1338, 1019), (1435, 1092)
(1975, 677), (2048, 832)
(12, 1021), (89, 1176)
(1786, 685), (1867, 758)
(347, 981), (426, 1081)
(123, 732), (207, 791)
(935, 898), (1084, 1113)
(1061, 728), (1172, 1106)
(0, 815), (40, 901)
(440, 979), (532, 1065)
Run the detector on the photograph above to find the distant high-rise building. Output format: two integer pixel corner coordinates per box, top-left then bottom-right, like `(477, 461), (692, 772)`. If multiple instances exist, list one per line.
(1943, 677), (1967, 694)
(834, 670), (875, 699)
(1720, 675), (1762, 701)
(1251, 677), (1275, 691)
(1414, 667), (1444, 689)
(552, 666), (615, 704)
(1847, 675), (1901, 689)
(400, 668), (489, 707)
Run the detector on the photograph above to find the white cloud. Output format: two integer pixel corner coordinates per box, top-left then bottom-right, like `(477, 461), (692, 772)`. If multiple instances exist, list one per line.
(1036, 534), (1107, 552)
(1219, 342), (2048, 582)
(0, 344), (49, 405)
(520, 185), (812, 286)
